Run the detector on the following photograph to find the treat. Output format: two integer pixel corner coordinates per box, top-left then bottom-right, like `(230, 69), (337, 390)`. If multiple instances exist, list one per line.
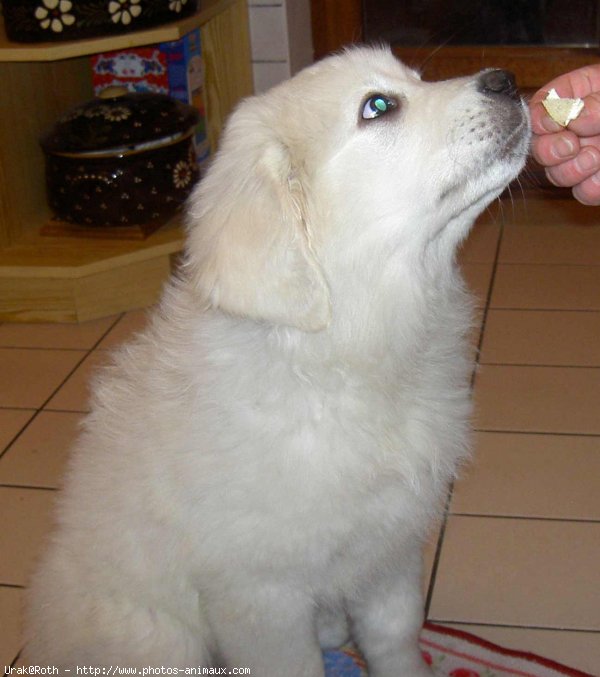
(542, 88), (584, 127)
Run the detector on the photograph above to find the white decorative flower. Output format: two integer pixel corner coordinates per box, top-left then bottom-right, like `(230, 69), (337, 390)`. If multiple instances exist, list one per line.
(103, 106), (132, 122)
(173, 161), (192, 189)
(34, 0), (75, 33)
(168, 0), (188, 12)
(108, 0), (142, 26)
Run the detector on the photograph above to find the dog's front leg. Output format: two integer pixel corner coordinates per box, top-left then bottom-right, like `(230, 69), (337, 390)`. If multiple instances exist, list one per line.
(347, 555), (433, 677)
(207, 583), (325, 677)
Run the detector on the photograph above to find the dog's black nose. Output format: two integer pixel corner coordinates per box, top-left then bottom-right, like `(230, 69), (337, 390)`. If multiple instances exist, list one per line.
(477, 69), (519, 100)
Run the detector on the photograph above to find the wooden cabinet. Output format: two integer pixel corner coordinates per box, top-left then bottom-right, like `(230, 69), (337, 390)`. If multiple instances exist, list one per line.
(310, 0), (600, 87)
(0, 0), (253, 322)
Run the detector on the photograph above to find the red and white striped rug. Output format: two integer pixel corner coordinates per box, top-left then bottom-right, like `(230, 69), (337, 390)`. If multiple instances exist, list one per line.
(322, 623), (595, 677)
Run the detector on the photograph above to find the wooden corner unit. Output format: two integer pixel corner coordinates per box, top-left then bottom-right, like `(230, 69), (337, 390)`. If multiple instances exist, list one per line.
(0, 0), (253, 323)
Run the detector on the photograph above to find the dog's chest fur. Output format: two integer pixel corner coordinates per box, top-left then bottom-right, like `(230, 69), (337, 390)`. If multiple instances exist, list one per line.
(127, 270), (474, 592)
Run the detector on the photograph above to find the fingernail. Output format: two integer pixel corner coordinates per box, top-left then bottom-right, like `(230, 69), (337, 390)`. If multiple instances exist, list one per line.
(575, 148), (600, 172)
(541, 116), (562, 133)
(552, 136), (576, 159)
(545, 168), (561, 186)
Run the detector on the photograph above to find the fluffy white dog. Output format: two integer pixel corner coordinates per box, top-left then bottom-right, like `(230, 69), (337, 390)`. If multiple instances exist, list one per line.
(25, 46), (530, 676)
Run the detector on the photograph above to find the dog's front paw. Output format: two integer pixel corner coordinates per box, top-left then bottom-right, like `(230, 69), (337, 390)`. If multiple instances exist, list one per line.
(368, 660), (435, 677)
(371, 654), (436, 677)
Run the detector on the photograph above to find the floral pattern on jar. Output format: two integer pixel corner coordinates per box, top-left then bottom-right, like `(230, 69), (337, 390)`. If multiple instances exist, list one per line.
(108, 0), (142, 26)
(34, 0), (75, 32)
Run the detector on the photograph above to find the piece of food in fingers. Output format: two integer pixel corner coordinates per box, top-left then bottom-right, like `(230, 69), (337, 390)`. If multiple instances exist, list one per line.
(542, 88), (585, 127)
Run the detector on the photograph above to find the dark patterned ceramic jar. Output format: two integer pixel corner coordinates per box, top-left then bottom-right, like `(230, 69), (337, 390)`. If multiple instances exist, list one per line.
(2, 0), (198, 43)
(41, 90), (200, 228)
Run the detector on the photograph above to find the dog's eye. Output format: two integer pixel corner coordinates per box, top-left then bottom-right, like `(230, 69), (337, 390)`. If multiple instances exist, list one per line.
(361, 95), (397, 120)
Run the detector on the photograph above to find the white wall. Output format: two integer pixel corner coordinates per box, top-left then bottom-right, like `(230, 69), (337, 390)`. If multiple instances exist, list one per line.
(247, 0), (314, 93)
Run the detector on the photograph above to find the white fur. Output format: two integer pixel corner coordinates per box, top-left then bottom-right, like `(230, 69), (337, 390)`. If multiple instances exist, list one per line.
(25, 46), (530, 676)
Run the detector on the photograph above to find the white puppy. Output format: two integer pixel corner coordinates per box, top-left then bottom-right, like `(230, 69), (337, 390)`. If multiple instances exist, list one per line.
(25, 46), (530, 676)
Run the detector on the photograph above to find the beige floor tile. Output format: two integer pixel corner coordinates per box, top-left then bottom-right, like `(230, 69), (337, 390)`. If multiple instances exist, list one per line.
(0, 586), (23, 667)
(423, 520), (444, 597)
(44, 350), (111, 413)
(429, 516), (600, 630)
(0, 316), (117, 350)
(0, 410), (35, 453)
(491, 264), (600, 311)
(461, 263), (494, 307)
(501, 196), (598, 229)
(458, 222), (500, 264)
(480, 310), (600, 367)
(439, 623), (600, 676)
(452, 432), (600, 520)
(0, 487), (56, 586)
(11, 655), (28, 670)
(0, 349), (86, 409)
(500, 223), (600, 265)
(0, 411), (84, 489)
(97, 308), (151, 350)
(473, 365), (600, 434)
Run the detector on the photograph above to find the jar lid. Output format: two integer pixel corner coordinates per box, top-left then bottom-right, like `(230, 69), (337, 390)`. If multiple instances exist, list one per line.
(41, 90), (200, 156)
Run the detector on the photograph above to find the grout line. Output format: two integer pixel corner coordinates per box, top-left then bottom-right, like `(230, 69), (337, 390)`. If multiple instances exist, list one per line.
(38, 316), (123, 412)
(474, 428), (600, 438)
(479, 362), (600, 369)
(484, 307), (600, 313)
(448, 512), (600, 525)
(0, 412), (36, 463)
(41, 407), (89, 414)
(470, 206), (505, 390)
(0, 315), (123, 461)
(0, 484), (58, 492)
(0, 346), (97, 352)
(4, 650), (22, 676)
(33, 407), (89, 414)
(428, 620), (600, 634)
(495, 261), (600, 267)
(489, 306), (600, 312)
(90, 313), (130, 351)
(0, 407), (37, 412)
(424, 487), (452, 618)
(0, 360), (86, 460)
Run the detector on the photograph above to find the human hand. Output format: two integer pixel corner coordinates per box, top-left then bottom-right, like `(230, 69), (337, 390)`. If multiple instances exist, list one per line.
(529, 65), (600, 205)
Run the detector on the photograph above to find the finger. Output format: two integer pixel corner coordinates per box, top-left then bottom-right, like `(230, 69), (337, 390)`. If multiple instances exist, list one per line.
(579, 133), (600, 151)
(530, 91), (600, 136)
(530, 100), (563, 135)
(530, 130), (580, 167)
(567, 92), (600, 137)
(528, 65), (600, 136)
(529, 64), (600, 104)
(572, 170), (600, 205)
(545, 145), (600, 188)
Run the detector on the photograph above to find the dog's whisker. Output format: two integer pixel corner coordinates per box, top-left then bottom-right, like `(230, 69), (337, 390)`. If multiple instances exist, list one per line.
(418, 34), (459, 75)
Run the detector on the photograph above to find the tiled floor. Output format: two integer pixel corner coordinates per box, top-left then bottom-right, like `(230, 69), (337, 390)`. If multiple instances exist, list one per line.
(1, 196), (599, 675)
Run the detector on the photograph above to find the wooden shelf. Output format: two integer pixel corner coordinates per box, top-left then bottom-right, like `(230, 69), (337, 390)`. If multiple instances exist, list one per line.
(0, 218), (185, 323)
(0, 218), (185, 276)
(0, 0), (253, 323)
(0, 0), (233, 62)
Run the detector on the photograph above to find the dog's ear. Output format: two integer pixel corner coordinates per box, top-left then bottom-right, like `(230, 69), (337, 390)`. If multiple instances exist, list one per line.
(184, 101), (331, 332)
